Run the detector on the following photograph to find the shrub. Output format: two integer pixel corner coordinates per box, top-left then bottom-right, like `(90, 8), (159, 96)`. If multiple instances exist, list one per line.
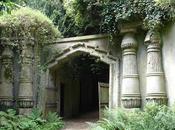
(0, 7), (61, 45)
(90, 103), (175, 130)
(0, 109), (64, 130)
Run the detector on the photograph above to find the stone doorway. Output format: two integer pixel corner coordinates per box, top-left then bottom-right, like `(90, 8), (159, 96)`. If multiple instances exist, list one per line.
(56, 53), (109, 119)
(43, 35), (120, 128)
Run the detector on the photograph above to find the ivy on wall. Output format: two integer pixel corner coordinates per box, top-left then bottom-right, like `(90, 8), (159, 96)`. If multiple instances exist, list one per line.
(101, 0), (175, 34)
(62, 0), (175, 35)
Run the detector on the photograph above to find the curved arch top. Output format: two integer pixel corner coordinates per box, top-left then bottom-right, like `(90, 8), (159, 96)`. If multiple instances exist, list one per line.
(47, 35), (118, 69)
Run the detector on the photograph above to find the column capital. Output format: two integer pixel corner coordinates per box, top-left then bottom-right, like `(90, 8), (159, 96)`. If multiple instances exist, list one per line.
(2, 45), (13, 59)
(20, 38), (35, 47)
(121, 33), (137, 49)
(144, 30), (161, 46)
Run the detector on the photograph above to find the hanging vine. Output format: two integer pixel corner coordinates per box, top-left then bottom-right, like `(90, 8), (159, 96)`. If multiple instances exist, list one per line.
(62, 0), (175, 35)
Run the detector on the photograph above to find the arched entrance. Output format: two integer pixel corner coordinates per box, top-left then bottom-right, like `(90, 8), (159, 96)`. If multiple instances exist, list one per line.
(55, 53), (109, 119)
(43, 36), (120, 122)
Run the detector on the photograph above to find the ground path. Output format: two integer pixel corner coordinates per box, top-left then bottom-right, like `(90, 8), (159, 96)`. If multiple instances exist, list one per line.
(62, 111), (98, 130)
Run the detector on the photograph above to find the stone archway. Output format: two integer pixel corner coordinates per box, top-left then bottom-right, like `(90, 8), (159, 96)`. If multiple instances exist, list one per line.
(41, 35), (120, 119)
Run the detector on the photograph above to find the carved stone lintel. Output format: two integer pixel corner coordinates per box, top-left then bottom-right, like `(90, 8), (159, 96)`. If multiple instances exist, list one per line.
(121, 28), (141, 108)
(145, 31), (167, 105)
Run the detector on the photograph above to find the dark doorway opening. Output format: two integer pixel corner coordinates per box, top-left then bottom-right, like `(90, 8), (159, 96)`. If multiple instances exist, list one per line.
(60, 82), (65, 117)
(57, 53), (109, 119)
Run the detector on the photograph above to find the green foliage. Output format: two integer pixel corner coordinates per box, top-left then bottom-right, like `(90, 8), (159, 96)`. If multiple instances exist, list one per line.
(101, 0), (175, 34)
(0, 109), (64, 130)
(0, 7), (61, 44)
(3, 0), (175, 37)
(155, 0), (175, 4)
(14, 0), (83, 37)
(90, 103), (175, 130)
(63, 0), (103, 35)
(0, 1), (20, 15)
(59, 0), (175, 35)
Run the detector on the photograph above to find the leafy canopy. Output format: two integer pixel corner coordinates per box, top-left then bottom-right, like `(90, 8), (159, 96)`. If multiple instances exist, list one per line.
(2, 0), (175, 37)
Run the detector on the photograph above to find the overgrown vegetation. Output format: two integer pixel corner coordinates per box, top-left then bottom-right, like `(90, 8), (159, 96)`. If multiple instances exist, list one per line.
(90, 103), (175, 130)
(4, 0), (83, 38)
(0, 7), (61, 45)
(0, 109), (64, 130)
(65, 0), (175, 35)
(2, 0), (175, 37)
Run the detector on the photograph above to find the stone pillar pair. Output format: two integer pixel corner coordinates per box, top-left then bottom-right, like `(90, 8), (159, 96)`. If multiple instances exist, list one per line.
(121, 28), (167, 108)
(0, 38), (34, 114)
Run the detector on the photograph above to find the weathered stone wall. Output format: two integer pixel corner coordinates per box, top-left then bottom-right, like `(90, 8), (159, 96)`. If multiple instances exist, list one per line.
(162, 25), (175, 106)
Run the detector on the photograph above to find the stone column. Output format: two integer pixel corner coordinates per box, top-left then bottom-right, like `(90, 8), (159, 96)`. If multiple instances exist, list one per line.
(18, 39), (34, 114)
(33, 43), (41, 107)
(0, 44), (14, 108)
(121, 30), (141, 108)
(144, 31), (167, 105)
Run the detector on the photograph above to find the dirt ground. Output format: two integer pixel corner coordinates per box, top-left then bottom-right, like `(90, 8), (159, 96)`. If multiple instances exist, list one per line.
(62, 111), (98, 130)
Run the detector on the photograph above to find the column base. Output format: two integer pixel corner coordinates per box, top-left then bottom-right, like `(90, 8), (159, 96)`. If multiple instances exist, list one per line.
(146, 97), (168, 105)
(18, 97), (34, 108)
(122, 97), (141, 108)
(0, 97), (14, 107)
(18, 108), (33, 115)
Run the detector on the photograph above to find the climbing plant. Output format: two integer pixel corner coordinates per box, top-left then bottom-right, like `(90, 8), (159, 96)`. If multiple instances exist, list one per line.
(61, 0), (175, 35)
(101, 0), (175, 34)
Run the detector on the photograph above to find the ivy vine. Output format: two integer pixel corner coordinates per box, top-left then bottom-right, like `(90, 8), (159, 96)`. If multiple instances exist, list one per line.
(101, 0), (175, 34)
(64, 0), (175, 35)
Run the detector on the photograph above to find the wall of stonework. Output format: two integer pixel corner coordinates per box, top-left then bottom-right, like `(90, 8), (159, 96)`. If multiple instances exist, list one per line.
(162, 24), (175, 106)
